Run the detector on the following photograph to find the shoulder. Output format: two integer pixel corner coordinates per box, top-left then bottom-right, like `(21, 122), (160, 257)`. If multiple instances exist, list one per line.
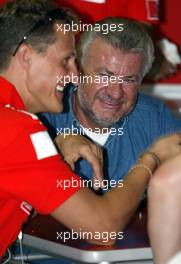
(135, 93), (166, 113)
(0, 106), (46, 150)
(0, 105), (44, 129)
(128, 93), (181, 132)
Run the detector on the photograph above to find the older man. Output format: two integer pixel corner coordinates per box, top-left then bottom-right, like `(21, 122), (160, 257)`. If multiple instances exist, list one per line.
(42, 17), (181, 185)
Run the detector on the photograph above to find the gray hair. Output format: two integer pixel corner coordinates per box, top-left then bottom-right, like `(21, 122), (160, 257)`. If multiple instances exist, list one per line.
(77, 17), (155, 78)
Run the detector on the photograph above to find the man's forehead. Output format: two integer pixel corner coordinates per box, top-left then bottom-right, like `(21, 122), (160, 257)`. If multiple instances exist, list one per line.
(54, 29), (75, 49)
(84, 41), (112, 67)
(86, 38), (142, 59)
(85, 41), (142, 66)
(55, 26), (75, 42)
(85, 38), (123, 65)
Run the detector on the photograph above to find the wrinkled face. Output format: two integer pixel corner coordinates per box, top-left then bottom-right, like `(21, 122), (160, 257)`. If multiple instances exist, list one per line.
(25, 26), (77, 113)
(75, 38), (144, 128)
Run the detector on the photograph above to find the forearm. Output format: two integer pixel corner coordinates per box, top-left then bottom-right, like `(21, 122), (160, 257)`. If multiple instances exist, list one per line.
(52, 152), (157, 243)
(103, 153), (157, 231)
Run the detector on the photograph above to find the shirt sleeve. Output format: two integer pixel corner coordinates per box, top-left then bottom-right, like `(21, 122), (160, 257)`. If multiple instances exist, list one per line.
(145, 100), (181, 145)
(134, 95), (181, 153)
(0, 111), (82, 214)
(159, 103), (181, 134)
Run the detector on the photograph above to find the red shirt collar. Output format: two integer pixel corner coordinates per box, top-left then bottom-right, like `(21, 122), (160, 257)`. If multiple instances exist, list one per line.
(0, 76), (25, 110)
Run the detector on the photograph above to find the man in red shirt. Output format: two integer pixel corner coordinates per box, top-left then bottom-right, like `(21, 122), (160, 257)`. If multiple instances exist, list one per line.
(0, 0), (181, 259)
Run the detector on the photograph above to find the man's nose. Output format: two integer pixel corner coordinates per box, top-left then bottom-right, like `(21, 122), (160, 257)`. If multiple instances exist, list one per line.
(71, 63), (79, 77)
(68, 64), (79, 85)
(106, 82), (124, 100)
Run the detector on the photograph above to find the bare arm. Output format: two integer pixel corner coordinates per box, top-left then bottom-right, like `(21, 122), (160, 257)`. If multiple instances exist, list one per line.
(51, 153), (154, 245)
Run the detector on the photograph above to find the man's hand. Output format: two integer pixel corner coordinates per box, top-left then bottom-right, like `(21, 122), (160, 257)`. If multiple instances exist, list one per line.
(149, 134), (181, 163)
(55, 134), (103, 184)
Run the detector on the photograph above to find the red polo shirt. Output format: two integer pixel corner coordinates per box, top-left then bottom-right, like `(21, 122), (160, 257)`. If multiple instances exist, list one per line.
(0, 76), (82, 256)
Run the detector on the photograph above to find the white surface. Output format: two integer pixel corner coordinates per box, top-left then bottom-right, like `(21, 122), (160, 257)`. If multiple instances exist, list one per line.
(167, 251), (181, 264)
(30, 131), (57, 160)
(22, 234), (153, 263)
(140, 84), (181, 100)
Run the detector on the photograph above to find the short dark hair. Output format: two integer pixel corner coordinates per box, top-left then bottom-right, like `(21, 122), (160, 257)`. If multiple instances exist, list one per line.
(0, 0), (77, 71)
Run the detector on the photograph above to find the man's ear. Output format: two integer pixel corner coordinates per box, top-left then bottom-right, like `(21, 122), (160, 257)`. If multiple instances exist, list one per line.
(16, 44), (33, 71)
